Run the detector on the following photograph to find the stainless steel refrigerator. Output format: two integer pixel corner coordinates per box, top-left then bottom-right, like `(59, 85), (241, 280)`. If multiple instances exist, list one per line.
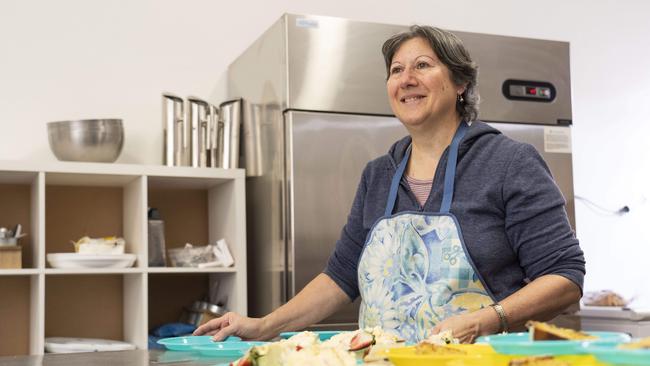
(227, 14), (574, 328)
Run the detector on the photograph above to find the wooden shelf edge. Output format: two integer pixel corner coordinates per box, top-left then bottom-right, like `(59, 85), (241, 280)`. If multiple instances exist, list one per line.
(44, 268), (144, 275)
(0, 160), (245, 180)
(146, 267), (237, 274)
(0, 269), (40, 275)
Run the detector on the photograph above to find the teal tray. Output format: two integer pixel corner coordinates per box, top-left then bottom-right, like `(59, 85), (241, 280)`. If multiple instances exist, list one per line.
(583, 344), (650, 365)
(476, 331), (630, 355)
(279, 331), (343, 341)
(191, 341), (267, 357)
(157, 335), (242, 351)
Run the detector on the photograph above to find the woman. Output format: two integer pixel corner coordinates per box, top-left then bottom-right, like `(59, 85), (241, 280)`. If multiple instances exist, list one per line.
(195, 25), (585, 343)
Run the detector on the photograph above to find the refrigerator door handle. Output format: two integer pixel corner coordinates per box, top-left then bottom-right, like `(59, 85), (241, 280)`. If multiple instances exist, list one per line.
(284, 112), (294, 301)
(281, 181), (288, 302)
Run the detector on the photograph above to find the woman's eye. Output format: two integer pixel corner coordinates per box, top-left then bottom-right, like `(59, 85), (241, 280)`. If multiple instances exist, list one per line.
(390, 67), (403, 75)
(416, 61), (430, 69)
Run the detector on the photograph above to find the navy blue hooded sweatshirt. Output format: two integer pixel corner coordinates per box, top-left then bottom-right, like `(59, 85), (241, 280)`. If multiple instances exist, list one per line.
(324, 121), (585, 302)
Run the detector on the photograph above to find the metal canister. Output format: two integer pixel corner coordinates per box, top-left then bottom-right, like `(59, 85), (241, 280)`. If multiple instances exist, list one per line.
(208, 104), (222, 168)
(162, 94), (185, 166)
(186, 97), (210, 167)
(219, 99), (242, 169)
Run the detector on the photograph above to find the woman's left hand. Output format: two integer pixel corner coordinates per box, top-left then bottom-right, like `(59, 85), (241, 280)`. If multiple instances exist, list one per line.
(429, 307), (499, 343)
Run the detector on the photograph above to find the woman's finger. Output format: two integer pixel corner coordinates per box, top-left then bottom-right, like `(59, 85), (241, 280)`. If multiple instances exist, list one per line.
(193, 316), (227, 335)
(212, 323), (237, 341)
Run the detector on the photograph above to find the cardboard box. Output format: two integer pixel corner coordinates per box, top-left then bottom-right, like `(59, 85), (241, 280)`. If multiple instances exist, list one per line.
(0, 245), (22, 269)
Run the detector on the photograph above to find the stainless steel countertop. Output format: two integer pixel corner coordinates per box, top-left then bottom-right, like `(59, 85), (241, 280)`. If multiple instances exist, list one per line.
(0, 350), (234, 366)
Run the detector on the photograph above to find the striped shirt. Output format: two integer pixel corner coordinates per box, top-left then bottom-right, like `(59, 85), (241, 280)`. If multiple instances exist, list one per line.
(405, 175), (433, 207)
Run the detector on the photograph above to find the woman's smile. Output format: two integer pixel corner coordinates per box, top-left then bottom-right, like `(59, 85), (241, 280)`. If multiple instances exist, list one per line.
(400, 94), (427, 104)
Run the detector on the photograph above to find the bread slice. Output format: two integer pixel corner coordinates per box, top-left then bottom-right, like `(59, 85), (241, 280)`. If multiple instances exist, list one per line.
(619, 336), (650, 350)
(525, 321), (597, 341)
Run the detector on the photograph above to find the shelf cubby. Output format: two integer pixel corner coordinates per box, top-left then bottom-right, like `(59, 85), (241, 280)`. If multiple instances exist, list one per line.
(0, 171), (42, 270)
(44, 173), (146, 269)
(0, 274), (41, 356)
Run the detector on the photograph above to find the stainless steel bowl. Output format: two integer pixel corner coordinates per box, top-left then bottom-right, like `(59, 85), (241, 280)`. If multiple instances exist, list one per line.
(47, 119), (124, 163)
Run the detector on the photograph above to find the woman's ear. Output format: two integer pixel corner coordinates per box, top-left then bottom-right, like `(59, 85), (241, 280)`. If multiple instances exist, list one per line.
(457, 83), (468, 95)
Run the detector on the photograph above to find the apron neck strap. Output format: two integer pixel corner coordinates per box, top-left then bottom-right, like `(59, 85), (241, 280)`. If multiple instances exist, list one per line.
(440, 121), (468, 213)
(384, 145), (411, 217)
(384, 121), (469, 216)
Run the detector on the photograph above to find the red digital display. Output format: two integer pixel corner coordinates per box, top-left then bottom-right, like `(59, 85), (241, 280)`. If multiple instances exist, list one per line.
(527, 87), (537, 95)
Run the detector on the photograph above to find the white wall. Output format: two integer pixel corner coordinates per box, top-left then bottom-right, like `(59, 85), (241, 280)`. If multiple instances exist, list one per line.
(2, 0), (649, 305)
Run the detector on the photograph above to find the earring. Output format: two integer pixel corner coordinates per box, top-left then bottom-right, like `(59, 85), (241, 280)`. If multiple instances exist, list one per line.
(458, 94), (464, 103)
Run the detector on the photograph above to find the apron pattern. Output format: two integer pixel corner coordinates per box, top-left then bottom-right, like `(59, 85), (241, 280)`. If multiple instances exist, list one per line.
(358, 214), (492, 342)
(357, 122), (494, 343)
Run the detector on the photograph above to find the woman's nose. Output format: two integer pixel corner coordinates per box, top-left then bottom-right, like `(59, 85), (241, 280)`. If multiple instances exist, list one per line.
(398, 68), (417, 88)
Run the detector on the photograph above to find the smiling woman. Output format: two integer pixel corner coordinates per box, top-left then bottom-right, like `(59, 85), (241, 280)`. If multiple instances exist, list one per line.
(194, 24), (585, 346)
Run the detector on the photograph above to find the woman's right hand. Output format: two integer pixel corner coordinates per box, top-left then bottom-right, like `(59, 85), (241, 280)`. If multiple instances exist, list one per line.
(193, 312), (270, 341)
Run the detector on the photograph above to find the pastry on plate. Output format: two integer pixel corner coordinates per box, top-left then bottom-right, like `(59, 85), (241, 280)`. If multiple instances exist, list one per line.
(618, 336), (650, 350)
(525, 321), (597, 341)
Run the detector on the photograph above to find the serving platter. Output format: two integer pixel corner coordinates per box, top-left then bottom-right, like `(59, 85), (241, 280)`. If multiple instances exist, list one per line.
(476, 331), (631, 355)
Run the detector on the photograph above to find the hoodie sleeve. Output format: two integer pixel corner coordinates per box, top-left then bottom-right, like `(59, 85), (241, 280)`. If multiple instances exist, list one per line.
(502, 143), (586, 292)
(323, 164), (370, 301)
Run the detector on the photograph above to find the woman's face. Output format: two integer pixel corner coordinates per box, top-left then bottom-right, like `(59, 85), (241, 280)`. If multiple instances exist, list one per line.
(387, 37), (463, 129)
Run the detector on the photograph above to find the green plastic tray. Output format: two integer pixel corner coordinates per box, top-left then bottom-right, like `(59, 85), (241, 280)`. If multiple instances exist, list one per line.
(583, 344), (650, 365)
(476, 331), (630, 355)
(191, 341), (267, 357)
(157, 335), (242, 351)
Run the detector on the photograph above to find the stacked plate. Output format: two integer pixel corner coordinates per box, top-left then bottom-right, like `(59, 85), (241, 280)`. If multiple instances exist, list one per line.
(47, 253), (136, 269)
(45, 337), (135, 353)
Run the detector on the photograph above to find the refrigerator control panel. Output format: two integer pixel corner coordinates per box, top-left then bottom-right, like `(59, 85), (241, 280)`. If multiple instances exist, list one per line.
(502, 79), (556, 102)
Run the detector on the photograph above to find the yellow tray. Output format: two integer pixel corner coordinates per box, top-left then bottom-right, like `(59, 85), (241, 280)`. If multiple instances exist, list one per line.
(388, 345), (606, 366)
(386, 344), (494, 366)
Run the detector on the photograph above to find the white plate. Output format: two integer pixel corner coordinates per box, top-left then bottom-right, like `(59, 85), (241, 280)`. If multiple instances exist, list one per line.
(47, 253), (137, 269)
(579, 305), (650, 321)
(45, 337), (136, 353)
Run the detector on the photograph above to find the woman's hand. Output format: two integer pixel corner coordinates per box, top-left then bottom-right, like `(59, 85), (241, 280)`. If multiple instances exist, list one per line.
(193, 312), (269, 341)
(429, 307), (500, 343)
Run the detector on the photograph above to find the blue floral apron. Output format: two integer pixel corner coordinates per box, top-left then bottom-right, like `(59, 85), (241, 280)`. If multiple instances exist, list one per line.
(357, 122), (495, 343)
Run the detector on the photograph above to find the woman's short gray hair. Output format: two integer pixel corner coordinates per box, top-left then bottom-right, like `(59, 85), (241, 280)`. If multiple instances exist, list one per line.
(382, 25), (479, 122)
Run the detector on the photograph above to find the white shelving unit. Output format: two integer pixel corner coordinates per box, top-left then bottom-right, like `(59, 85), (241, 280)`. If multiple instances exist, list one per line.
(0, 161), (247, 356)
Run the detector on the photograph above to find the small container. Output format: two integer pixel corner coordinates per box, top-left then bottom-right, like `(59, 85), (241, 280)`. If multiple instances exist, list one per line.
(0, 245), (22, 269)
(207, 303), (227, 317)
(179, 301), (227, 327)
(0, 237), (17, 246)
(147, 208), (166, 267)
